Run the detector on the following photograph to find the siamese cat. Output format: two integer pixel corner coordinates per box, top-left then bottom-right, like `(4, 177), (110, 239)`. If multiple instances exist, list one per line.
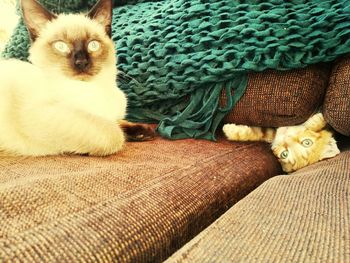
(0, 0), (153, 156)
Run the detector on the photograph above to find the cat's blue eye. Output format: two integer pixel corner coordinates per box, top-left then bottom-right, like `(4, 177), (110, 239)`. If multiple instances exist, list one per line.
(280, 150), (289, 159)
(53, 41), (70, 53)
(88, 40), (100, 52)
(301, 139), (313, 147)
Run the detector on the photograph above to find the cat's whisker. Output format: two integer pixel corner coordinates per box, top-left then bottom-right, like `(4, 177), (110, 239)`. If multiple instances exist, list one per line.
(116, 70), (145, 90)
(117, 71), (139, 83)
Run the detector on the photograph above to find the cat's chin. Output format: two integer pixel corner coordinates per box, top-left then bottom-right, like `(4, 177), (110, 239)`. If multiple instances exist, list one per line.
(72, 72), (94, 81)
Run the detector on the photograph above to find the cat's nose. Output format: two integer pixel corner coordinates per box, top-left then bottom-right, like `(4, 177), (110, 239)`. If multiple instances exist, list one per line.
(74, 58), (89, 70)
(72, 50), (90, 71)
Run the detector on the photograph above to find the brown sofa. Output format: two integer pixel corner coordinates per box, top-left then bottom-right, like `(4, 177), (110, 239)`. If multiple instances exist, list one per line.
(0, 56), (349, 262)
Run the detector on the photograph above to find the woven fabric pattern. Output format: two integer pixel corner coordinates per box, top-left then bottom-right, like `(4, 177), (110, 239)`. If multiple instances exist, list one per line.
(0, 138), (280, 262)
(167, 150), (350, 263)
(3, 0), (350, 140)
(222, 64), (330, 127)
(324, 55), (350, 136)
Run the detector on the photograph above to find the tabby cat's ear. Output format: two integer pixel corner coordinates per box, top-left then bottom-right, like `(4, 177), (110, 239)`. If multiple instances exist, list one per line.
(320, 137), (340, 160)
(88, 0), (113, 37)
(21, 0), (57, 41)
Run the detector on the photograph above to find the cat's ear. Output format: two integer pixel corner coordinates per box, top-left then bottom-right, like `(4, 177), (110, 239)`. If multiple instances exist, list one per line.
(21, 0), (57, 41)
(88, 0), (113, 37)
(320, 137), (340, 160)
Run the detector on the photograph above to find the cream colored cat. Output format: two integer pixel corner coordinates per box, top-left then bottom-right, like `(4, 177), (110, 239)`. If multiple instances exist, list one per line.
(0, 0), (18, 54)
(0, 0), (128, 156)
(223, 113), (340, 173)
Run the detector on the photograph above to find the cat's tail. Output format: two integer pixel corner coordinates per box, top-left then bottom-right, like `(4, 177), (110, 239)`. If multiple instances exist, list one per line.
(223, 124), (275, 143)
(119, 120), (156, 142)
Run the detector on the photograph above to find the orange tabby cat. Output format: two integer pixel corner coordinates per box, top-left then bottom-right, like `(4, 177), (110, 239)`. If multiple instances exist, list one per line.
(223, 113), (340, 173)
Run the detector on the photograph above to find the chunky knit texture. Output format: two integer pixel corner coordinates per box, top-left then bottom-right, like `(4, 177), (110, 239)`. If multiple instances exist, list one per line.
(3, 0), (350, 140)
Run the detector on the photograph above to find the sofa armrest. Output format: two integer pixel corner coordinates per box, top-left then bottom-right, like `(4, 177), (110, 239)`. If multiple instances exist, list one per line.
(166, 150), (350, 262)
(323, 55), (350, 136)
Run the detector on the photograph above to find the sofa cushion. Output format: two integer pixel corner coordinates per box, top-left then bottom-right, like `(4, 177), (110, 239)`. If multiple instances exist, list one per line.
(0, 138), (280, 262)
(324, 55), (350, 136)
(166, 150), (350, 262)
(222, 64), (330, 127)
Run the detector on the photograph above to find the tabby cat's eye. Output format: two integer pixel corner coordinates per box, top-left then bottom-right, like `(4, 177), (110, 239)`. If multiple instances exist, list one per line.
(53, 41), (70, 53)
(280, 150), (289, 159)
(88, 40), (100, 52)
(301, 138), (313, 147)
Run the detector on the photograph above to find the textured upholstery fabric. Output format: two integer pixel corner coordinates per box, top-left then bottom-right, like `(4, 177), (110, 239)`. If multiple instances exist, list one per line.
(223, 64), (330, 127)
(0, 138), (280, 262)
(324, 55), (350, 136)
(167, 150), (350, 263)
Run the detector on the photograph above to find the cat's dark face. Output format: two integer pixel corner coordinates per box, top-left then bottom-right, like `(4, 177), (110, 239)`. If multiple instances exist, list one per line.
(21, 0), (115, 81)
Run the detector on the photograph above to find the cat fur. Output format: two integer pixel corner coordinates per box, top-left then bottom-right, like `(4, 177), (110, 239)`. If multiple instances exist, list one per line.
(223, 113), (340, 173)
(0, 0), (127, 156)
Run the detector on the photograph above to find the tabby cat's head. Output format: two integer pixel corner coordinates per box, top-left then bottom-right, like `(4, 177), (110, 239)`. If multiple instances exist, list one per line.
(21, 0), (115, 81)
(272, 113), (340, 173)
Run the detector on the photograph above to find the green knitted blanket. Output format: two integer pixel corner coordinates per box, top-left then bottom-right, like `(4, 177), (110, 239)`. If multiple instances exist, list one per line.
(3, 0), (350, 140)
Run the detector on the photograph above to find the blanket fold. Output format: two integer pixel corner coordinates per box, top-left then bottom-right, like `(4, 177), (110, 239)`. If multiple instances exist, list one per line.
(3, 0), (350, 140)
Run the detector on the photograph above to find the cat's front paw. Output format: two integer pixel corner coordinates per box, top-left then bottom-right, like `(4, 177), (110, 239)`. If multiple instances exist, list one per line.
(87, 125), (126, 157)
(304, 113), (326, 131)
(223, 123), (252, 141)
